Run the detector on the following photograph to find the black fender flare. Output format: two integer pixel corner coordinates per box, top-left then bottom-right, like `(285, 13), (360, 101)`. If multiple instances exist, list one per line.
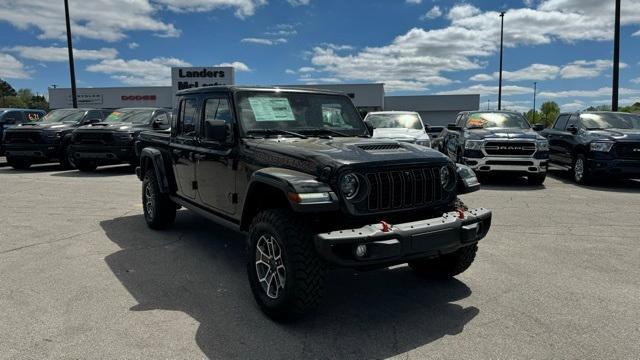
(139, 147), (171, 193)
(240, 167), (338, 230)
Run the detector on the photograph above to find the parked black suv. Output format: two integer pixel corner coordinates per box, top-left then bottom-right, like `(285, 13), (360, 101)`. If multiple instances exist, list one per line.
(135, 86), (492, 320)
(69, 107), (171, 171)
(3, 108), (110, 169)
(436, 111), (549, 184)
(0, 108), (46, 155)
(540, 111), (640, 184)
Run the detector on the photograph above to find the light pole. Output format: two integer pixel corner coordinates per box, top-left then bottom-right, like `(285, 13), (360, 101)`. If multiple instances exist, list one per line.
(498, 11), (505, 110)
(612, 0), (621, 111)
(533, 82), (537, 124)
(64, 0), (78, 108)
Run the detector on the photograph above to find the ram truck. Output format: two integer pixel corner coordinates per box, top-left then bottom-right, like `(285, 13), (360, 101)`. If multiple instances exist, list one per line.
(135, 86), (492, 320)
(69, 107), (171, 171)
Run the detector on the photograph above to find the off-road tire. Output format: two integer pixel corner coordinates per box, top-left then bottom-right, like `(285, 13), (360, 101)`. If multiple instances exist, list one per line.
(572, 153), (591, 185)
(7, 157), (31, 170)
(142, 169), (176, 230)
(409, 243), (478, 279)
(527, 173), (546, 185)
(248, 208), (326, 321)
(60, 146), (75, 170)
(76, 160), (98, 172)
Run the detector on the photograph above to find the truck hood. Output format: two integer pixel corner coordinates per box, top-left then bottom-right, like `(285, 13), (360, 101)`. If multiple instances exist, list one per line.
(371, 128), (427, 141)
(6, 122), (74, 131)
(75, 122), (146, 132)
(466, 128), (545, 141)
(585, 128), (640, 141)
(245, 137), (450, 175)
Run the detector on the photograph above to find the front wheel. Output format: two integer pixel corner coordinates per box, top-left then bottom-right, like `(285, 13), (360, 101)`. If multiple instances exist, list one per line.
(572, 154), (591, 184)
(142, 170), (176, 229)
(7, 157), (31, 170)
(409, 244), (478, 279)
(248, 209), (326, 321)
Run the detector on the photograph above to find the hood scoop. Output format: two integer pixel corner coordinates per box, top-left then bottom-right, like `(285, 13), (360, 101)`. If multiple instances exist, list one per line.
(357, 143), (405, 152)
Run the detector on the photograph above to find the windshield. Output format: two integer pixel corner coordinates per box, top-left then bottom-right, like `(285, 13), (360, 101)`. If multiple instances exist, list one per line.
(236, 91), (367, 136)
(466, 112), (530, 129)
(366, 113), (423, 130)
(105, 109), (154, 124)
(41, 109), (84, 123)
(580, 113), (640, 129)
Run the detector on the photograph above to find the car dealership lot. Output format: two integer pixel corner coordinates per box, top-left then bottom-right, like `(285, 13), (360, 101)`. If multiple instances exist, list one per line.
(0, 163), (639, 359)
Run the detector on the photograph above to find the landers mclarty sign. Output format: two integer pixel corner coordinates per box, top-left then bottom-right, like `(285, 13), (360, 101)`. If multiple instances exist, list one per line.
(171, 67), (235, 95)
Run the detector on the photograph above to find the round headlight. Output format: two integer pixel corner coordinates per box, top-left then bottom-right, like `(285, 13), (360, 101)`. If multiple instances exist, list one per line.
(340, 173), (360, 200)
(440, 166), (455, 190)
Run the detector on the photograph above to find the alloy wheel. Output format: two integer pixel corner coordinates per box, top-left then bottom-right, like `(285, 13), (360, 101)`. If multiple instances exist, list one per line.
(574, 158), (584, 182)
(144, 182), (155, 216)
(255, 234), (286, 299)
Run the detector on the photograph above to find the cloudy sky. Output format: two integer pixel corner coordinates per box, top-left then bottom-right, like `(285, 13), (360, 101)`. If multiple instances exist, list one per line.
(1, 0), (639, 112)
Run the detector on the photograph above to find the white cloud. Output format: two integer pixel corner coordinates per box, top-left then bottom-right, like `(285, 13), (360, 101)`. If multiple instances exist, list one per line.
(4, 46), (118, 62)
(0, 53), (30, 79)
(631, 77), (640, 84)
(437, 84), (533, 96)
(560, 100), (586, 111)
(320, 43), (354, 51)
(241, 37), (287, 45)
(447, 4), (481, 20)
(406, 0), (422, 4)
(297, 77), (343, 84)
(154, 0), (267, 18)
(286, 0), (310, 6)
(503, 64), (560, 81)
(298, 67), (316, 73)
(285, 69), (296, 75)
(421, 6), (442, 20)
(634, 30), (640, 36)
(128, 42), (140, 49)
(215, 61), (252, 72)
(470, 73), (495, 82)
(0, 0), (179, 42)
(559, 59), (623, 79)
(538, 87), (640, 98)
(86, 57), (191, 86)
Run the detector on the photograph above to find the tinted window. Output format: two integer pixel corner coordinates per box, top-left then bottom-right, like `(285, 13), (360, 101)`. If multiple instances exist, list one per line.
(2, 111), (23, 124)
(365, 113), (422, 129)
(466, 112), (530, 129)
(25, 111), (43, 122)
(566, 114), (580, 129)
(179, 98), (198, 136)
(553, 114), (570, 130)
(579, 113), (639, 129)
(86, 110), (105, 121)
(41, 109), (84, 123)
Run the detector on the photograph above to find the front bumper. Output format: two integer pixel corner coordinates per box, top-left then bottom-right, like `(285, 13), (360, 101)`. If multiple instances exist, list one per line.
(314, 208), (491, 268)
(4, 143), (61, 160)
(588, 158), (640, 177)
(69, 144), (135, 163)
(464, 156), (548, 174)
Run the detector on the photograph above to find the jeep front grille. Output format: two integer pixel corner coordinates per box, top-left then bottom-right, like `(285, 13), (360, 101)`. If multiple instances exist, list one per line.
(73, 132), (114, 145)
(484, 141), (536, 156)
(4, 131), (42, 144)
(360, 167), (444, 212)
(614, 143), (640, 160)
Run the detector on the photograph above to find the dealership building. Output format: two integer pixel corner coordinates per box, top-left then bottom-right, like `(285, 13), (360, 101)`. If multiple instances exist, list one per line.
(48, 67), (479, 126)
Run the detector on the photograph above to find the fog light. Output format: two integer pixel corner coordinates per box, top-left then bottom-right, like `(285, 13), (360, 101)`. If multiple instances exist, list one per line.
(355, 244), (367, 258)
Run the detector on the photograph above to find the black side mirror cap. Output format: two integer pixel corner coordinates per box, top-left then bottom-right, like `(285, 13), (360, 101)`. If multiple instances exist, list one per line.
(364, 120), (375, 135)
(204, 119), (229, 143)
(567, 125), (578, 134)
(532, 124), (544, 131)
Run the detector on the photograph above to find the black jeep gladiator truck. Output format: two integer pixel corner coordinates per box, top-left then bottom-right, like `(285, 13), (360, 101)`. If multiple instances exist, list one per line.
(69, 107), (171, 171)
(436, 110), (549, 185)
(135, 86), (492, 320)
(540, 111), (640, 184)
(2, 108), (110, 170)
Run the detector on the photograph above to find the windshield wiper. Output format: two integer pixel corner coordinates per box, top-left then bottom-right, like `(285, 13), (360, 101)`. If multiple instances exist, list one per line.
(299, 128), (352, 137)
(246, 129), (308, 139)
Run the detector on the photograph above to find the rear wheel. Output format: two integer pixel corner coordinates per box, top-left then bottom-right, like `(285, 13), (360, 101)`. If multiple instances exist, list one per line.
(527, 173), (546, 185)
(142, 169), (176, 229)
(248, 208), (326, 321)
(7, 157), (31, 170)
(409, 244), (478, 279)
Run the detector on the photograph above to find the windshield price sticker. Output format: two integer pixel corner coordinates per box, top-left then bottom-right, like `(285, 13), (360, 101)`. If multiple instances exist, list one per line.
(249, 97), (296, 122)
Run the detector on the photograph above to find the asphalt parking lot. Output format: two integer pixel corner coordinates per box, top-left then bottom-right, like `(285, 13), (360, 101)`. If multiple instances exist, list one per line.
(1, 159), (639, 359)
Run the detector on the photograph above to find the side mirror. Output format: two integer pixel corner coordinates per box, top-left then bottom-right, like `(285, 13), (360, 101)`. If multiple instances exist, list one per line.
(447, 123), (461, 131)
(152, 119), (168, 129)
(364, 120), (375, 135)
(532, 124), (544, 131)
(204, 119), (229, 143)
(456, 164), (480, 194)
(567, 125), (578, 134)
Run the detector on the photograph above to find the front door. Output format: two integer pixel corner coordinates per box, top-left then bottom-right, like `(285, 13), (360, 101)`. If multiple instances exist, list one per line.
(195, 95), (237, 215)
(172, 96), (200, 200)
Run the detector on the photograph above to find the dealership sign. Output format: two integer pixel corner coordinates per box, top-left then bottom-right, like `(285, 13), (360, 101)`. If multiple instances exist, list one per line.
(171, 67), (235, 96)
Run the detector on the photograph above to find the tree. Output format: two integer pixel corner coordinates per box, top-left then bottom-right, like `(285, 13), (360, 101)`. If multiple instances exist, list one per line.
(0, 78), (17, 97)
(525, 109), (542, 125)
(539, 101), (560, 127)
(619, 102), (640, 113)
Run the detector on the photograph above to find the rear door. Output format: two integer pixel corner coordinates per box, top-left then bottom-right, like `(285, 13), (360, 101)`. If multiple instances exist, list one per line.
(195, 95), (237, 215)
(172, 96), (201, 200)
(546, 114), (570, 165)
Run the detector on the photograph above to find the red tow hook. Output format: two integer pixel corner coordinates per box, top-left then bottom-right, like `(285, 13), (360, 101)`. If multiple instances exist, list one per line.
(455, 209), (465, 219)
(379, 221), (391, 233)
